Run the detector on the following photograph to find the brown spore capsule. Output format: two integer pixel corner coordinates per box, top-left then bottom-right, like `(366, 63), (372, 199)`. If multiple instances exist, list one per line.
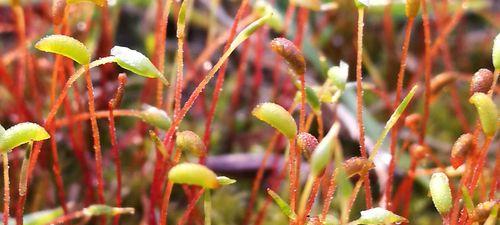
(297, 132), (318, 159)
(270, 38), (306, 75)
(342, 157), (374, 178)
(470, 201), (498, 223)
(470, 68), (494, 95)
(450, 133), (474, 169)
(430, 72), (456, 98)
(404, 113), (421, 133)
(409, 144), (429, 160)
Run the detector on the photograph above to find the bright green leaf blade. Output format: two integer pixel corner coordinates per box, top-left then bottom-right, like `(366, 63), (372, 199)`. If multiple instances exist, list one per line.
(369, 85), (418, 160)
(356, 207), (407, 224)
(310, 122), (340, 177)
(23, 207), (64, 225)
(168, 163), (219, 189)
(110, 46), (168, 85)
(267, 188), (297, 220)
(35, 34), (90, 65)
(216, 176), (236, 186)
(252, 102), (297, 139)
(0, 123), (50, 153)
(67, 0), (106, 7)
(83, 204), (135, 217)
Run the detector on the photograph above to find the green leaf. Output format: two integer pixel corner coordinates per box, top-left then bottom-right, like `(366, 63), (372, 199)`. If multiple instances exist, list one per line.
(82, 204), (135, 217)
(35, 34), (90, 65)
(66, 0), (106, 7)
(327, 61), (349, 91)
(429, 172), (453, 215)
(267, 188), (297, 220)
(355, 207), (407, 224)
(139, 104), (172, 130)
(168, 163), (219, 189)
(229, 14), (272, 51)
(354, 0), (370, 8)
(110, 46), (168, 85)
(254, 0), (283, 32)
(0, 123), (50, 153)
(252, 102), (297, 139)
(469, 93), (498, 137)
(493, 33), (500, 70)
(369, 85), (418, 160)
(22, 207), (64, 225)
(216, 176), (236, 186)
(310, 122), (340, 177)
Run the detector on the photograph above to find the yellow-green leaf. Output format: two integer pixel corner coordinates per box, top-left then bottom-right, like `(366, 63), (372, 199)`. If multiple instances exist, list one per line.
(356, 207), (407, 224)
(168, 163), (219, 189)
(0, 123), (50, 153)
(252, 102), (297, 139)
(110, 46), (168, 85)
(35, 34), (90, 65)
(469, 93), (497, 137)
(429, 172), (453, 215)
(66, 0), (106, 7)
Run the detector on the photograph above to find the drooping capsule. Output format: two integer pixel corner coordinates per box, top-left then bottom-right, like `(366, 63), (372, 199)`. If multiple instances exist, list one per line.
(450, 133), (474, 169)
(342, 157), (374, 178)
(470, 68), (494, 95)
(469, 93), (497, 137)
(168, 163), (219, 189)
(297, 132), (318, 159)
(175, 130), (206, 156)
(0, 123), (50, 153)
(429, 172), (453, 215)
(405, 0), (420, 18)
(139, 104), (171, 130)
(409, 144), (429, 160)
(470, 201), (498, 223)
(356, 207), (408, 224)
(252, 102), (297, 139)
(270, 38), (306, 75)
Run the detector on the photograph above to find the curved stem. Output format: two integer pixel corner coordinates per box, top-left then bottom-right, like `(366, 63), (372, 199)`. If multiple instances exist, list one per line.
(3, 153), (9, 225)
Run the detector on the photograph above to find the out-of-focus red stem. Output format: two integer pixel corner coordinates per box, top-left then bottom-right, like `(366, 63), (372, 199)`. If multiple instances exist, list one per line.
(386, 17), (415, 209)
(202, 0), (249, 160)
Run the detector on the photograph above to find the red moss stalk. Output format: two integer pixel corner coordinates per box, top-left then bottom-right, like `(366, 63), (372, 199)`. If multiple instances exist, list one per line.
(386, 16), (415, 209)
(202, 0), (249, 160)
(109, 74), (127, 225)
(320, 169), (338, 222)
(354, 7), (373, 208)
(84, 68), (106, 210)
(48, 126), (69, 214)
(419, 0), (432, 144)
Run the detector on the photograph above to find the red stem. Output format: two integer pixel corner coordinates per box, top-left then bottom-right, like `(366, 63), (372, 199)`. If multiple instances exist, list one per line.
(419, 0), (432, 144)
(320, 169), (338, 222)
(109, 74), (127, 225)
(202, 0), (249, 161)
(354, 7), (373, 208)
(84, 68), (106, 220)
(386, 17), (415, 209)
